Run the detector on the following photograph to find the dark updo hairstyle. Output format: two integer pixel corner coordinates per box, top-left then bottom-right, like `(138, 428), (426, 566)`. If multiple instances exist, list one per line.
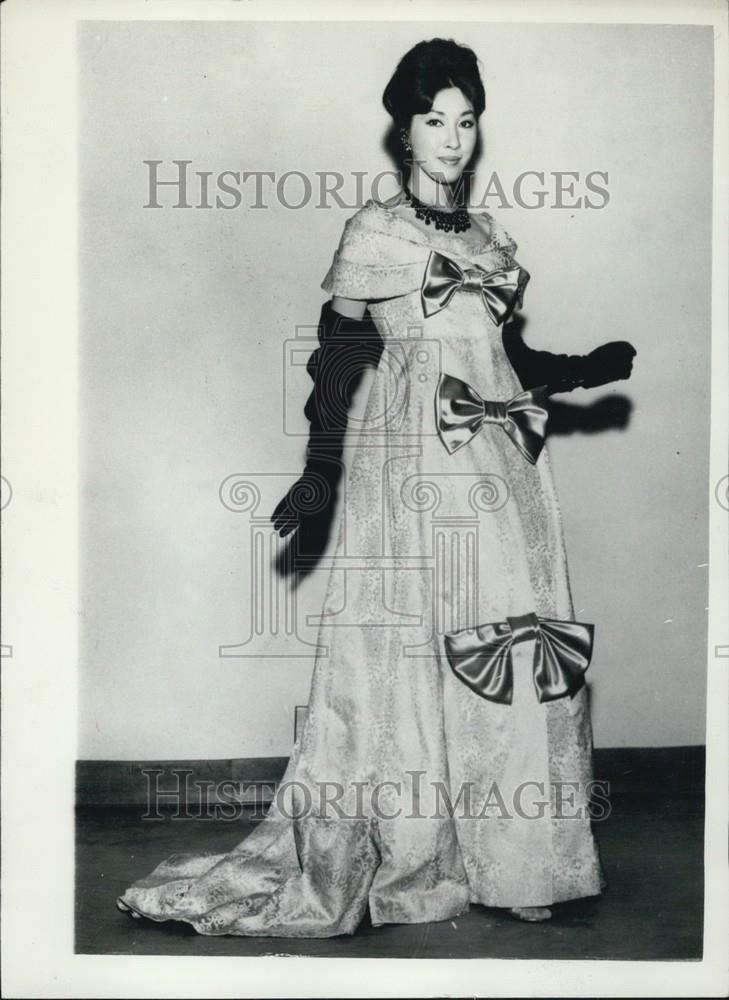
(382, 38), (486, 128)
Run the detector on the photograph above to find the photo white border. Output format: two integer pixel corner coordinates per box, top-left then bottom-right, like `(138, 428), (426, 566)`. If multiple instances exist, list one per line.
(1, 0), (727, 996)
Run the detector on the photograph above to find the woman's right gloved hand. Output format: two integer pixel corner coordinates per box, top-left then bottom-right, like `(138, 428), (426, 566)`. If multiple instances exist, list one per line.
(271, 461), (341, 539)
(270, 300), (383, 541)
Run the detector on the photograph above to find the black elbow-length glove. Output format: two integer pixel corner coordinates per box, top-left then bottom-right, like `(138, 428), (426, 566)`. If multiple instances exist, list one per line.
(271, 301), (384, 538)
(502, 323), (637, 394)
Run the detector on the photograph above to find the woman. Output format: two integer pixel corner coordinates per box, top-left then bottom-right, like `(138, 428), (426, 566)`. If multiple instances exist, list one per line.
(116, 38), (635, 935)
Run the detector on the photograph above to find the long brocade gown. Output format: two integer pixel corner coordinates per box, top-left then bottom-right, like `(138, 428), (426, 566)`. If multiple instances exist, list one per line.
(116, 199), (605, 936)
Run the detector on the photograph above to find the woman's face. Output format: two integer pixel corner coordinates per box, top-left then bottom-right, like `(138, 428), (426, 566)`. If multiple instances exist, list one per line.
(406, 86), (478, 186)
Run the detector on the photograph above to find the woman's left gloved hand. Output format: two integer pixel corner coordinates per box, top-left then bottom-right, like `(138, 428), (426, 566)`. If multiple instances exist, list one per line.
(580, 341), (637, 389)
(503, 322), (637, 395)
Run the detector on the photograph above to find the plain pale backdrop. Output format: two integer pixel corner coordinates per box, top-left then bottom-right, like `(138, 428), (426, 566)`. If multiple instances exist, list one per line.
(78, 20), (713, 758)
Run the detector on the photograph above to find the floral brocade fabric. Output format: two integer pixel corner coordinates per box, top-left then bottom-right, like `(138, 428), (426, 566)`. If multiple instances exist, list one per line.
(116, 200), (605, 937)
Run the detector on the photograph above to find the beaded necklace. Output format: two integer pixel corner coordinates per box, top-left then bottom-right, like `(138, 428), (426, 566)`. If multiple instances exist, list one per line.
(404, 187), (472, 234)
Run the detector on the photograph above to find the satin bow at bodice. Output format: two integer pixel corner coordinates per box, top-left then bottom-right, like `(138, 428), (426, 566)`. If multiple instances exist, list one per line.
(435, 372), (549, 464)
(421, 249), (530, 323)
(443, 612), (595, 705)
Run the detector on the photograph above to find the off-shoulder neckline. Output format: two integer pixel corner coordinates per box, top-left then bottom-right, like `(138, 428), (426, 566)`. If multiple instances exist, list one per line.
(364, 197), (510, 259)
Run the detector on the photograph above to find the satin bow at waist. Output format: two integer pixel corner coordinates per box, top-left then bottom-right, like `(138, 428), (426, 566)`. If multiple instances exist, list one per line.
(435, 372), (549, 464)
(443, 612), (595, 705)
(421, 249), (530, 323)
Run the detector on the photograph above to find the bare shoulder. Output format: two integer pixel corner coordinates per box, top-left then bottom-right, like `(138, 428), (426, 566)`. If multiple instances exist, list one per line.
(468, 209), (518, 253)
(376, 190), (408, 211)
(330, 295), (368, 319)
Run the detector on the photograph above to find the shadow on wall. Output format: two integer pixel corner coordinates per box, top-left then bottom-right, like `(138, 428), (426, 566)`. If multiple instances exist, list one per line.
(547, 393), (633, 436)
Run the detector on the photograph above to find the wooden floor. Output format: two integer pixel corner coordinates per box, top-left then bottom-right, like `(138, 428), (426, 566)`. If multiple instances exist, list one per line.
(75, 748), (704, 959)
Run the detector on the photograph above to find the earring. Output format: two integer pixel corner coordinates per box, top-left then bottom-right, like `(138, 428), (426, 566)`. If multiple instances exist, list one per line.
(399, 128), (411, 153)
